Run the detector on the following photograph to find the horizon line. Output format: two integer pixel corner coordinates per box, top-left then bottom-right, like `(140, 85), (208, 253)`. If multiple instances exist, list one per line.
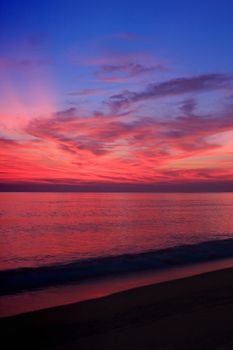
(1, 181), (233, 193)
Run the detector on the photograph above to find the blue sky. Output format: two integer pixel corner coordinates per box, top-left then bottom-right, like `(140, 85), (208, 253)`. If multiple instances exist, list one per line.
(1, 0), (233, 98)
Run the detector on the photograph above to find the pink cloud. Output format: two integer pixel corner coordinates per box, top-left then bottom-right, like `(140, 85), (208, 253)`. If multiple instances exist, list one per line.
(1, 67), (233, 187)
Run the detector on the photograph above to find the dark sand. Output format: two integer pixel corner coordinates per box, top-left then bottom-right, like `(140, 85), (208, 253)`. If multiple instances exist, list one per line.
(1, 267), (233, 350)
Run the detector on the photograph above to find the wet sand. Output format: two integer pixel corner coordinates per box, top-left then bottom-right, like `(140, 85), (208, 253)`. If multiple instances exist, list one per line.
(1, 267), (233, 350)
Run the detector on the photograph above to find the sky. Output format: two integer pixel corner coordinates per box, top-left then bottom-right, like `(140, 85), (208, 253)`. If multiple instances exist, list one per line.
(0, 0), (233, 191)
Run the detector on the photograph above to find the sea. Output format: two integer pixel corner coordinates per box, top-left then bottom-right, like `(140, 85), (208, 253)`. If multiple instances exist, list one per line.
(1, 192), (233, 317)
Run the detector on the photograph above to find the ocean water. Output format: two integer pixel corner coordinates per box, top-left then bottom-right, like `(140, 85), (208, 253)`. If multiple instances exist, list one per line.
(1, 192), (233, 296)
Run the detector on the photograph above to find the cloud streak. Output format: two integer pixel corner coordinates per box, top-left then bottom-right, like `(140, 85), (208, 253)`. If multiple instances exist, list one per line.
(109, 74), (233, 111)
(95, 62), (165, 80)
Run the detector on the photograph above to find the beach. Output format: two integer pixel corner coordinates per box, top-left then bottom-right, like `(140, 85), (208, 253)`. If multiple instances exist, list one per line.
(1, 267), (233, 350)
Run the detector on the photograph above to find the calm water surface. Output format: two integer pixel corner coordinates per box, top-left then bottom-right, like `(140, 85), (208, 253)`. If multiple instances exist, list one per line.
(1, 192), (233, 270)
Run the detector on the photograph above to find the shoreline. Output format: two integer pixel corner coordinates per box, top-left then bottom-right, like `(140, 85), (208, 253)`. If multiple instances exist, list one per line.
(1, 266), (233, 349)
(1, 256), (233, 318)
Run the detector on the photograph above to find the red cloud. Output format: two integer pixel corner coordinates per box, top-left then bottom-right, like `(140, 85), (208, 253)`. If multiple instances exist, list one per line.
(1, 70), (233, 187)
(5, 103), (227, 185)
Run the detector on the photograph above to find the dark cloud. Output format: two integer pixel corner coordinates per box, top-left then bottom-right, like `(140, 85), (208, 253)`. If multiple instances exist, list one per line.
(0, 57), (49, 70)
(179, 98), (197, 115)
(54, 107), (77, 121)
(108, 73), (233, 111)
(0, 137), (18, 146)
(97, 62), (164, 78)
(67, 88), (106, 97)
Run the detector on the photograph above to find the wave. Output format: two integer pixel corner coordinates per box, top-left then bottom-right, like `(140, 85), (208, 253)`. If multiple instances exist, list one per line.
(1, 238), (233, 296)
